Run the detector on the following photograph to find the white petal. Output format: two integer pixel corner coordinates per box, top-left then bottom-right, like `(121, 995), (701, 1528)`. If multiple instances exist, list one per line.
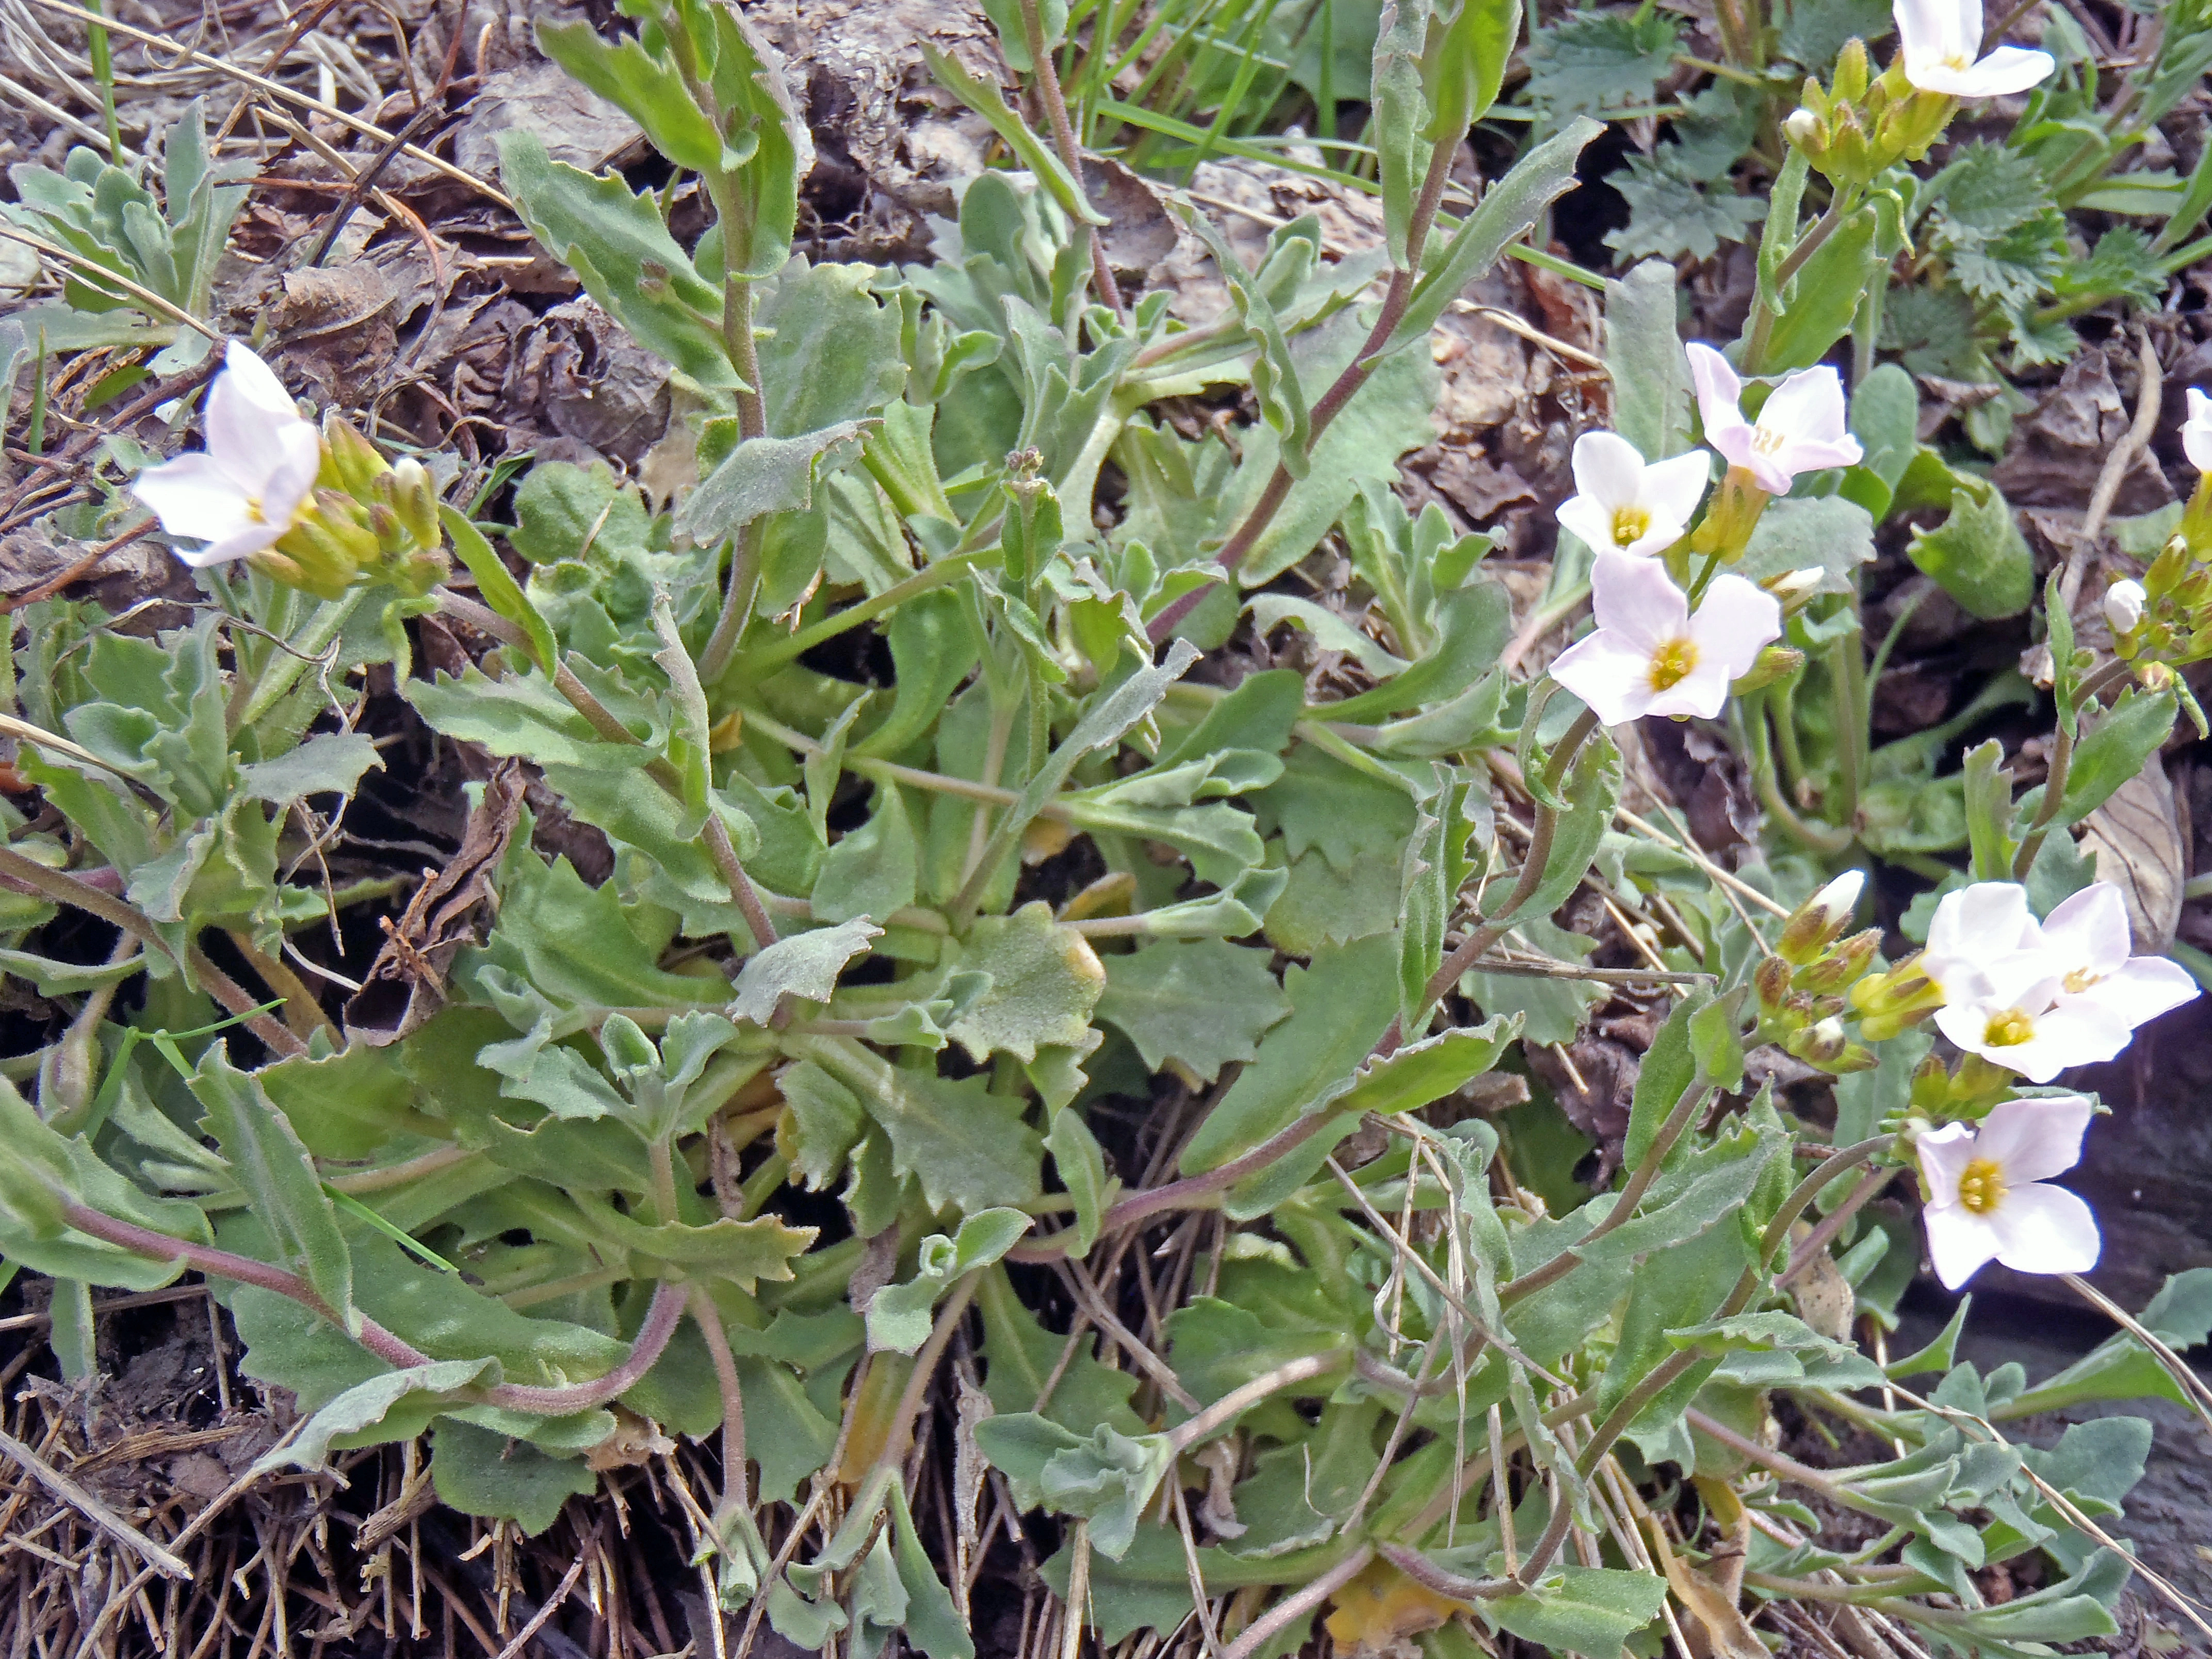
(1923, 1206), (2004, 1291)
(1926, 881), (2035, 969)
(1555, 496), (1620, 557)
(2186, 391), (2212, 473)
(1988, 1000), (2132, 1081)
(1644, 658), (1731, 720)
(2067, 956), (2201, 1030)
(1973, 1095), (2092, 1186)
(260, 422), (324, 531)
(219, 340), (299, 419)
(1890, 0), (1954, 64)
(1588, 547), (1688, 652)
(1686, 574), (1781, 680)
(1988, 1182), (2100, 1277)
(2038, 882), (2132, 978)
(1686, 344), (1748, 445)
(1760, 367), (1851, 447)
(1914, 1120), (1979, 1210)
(1550, 631), (1660, 726)
(176, 521), (288, 568)
(1957, 45), (2056, 96)
(205, 351), (307, 492)
(1570, 430), (1646, 510)
(132, 453), (255, 543)
(1640, 450), (1713, 533)
(1775, 431), (1865, 481)
(1813, 870), (1866, 917)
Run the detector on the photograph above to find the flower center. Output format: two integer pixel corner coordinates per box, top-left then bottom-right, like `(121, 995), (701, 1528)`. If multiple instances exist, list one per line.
(1981, 1008), (2037, 1047)
(1749, 425), (1788, 457)
(245, 495), (267, 525)
(1611, 506), (1651, 548)
(1956, 1157), (2006, 1216)
(1646, 638), (1699, 693)
(2062, 967), (2103, 995)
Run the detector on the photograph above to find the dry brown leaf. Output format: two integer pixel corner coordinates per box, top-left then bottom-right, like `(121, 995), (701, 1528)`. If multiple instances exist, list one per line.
(2080, 750), (2183, 952)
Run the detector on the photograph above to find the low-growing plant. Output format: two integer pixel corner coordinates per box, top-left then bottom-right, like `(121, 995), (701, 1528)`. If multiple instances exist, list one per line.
(5, 0), (2212, 1655)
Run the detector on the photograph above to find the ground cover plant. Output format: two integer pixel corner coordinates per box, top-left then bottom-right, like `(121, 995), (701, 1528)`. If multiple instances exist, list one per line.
(1, 0), (2211, 1655)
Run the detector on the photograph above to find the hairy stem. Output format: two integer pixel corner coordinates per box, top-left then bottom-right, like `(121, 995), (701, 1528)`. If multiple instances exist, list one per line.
(1018, 0), (1124, 319)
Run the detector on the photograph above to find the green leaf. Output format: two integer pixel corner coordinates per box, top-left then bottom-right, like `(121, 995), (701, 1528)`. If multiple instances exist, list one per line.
(1178, 932), (1402, 1174)
(1392, 118), (1602, 354)
(785, 1036), (1043, 1212)
(255, 1358), (497, 1477)
(442, 505), (559, 674)
(1425, 0), (1523, 139)
(1397, 765), (1481, 1032)
(674, 421), (872, 549)
(701, 6), (812, 279)
(495, 131), (738, 388)
(920, 46), (1106, 227)
(974, 1416), (1174, 1560)
(1607, 151), (1766, 263)
(1523, 10), (1679, 118)
(432, 1418), (599, 1536)
(1324, 581), (1512, 720)
(1483, 1566), (1667, 1654)
(236, 730), (382, 806)
(1332, 1014), (1521, 1117)
(510, 460), (652, 566)
(1841, 361), (1918, 516)
(887, 1483), (974, 1659)
(1179, 208), (1311, 478)
(729, 917), (883, 1022)
(756, 259), (907, 437)
(1044, 1107), (1113, 1255)
(1372, 0), (1437, 267)
(975, 1265), (1142, 1434)
(1623, 989), (1707, 1171)
(536, 20), (734, 175)
(1906, 476), (2034, 620)
(942, 903), (1107, 1065)
(1097, 940), (1292, 1081)
(978, 0), (1066, 71)
(1603, 261), (1689, 462)
(2054, 690), (2178, 828)
(189, 1049), (355, 1336)
(1761, 205), (1877, 372)
(865, 1207), (1030, 1354)
(811, 786), (918, 925)
(1737, 495), (1877, 595)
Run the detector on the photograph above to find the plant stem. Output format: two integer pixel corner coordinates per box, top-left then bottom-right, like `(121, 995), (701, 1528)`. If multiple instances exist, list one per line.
(231, 589), (366, 731)
(1165, 1352), (1348, 1453)
(1738, 696), (1854, 855)
(735, 550), (990, 679)
(690, 1286), (751, 1516)
(1020, 0), (1125, 320)
(84, 0), (122, 160)
(1829, 626), (1865, 829)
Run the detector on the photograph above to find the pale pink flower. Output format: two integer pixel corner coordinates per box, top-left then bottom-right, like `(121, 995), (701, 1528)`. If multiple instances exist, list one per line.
(1549, 549), (1780, 724)
(1686, 344), (1863, 496)
(1894, 0), (2056, 99)
(2183, 388), (2212, 474)
(131, 341), (320, 568)
(1554, 431), (1711, 558)
(1915, 1097), (2099, 1289)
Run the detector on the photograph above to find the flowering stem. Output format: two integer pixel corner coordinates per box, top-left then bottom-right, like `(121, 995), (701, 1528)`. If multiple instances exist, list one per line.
(230, 590), (365, 731)
(2012, 656), (2137, 879)
(1019, 0), (1124, 321)
(1741, 186), (1859, 375)
(1828, 626), (1866, 829)
(1736, 695), (1853, 855)
(1146, 135), (1459, 643)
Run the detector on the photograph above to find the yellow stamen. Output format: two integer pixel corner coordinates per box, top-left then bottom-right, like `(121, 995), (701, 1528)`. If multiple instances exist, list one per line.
(2062, 967), (2102, 995)
(1981, 1009), (2036, 1047)
(1647, 639), (1698, 693)
(1956, 1157), (2006, 1216)
(1611, 506), (1650, 547)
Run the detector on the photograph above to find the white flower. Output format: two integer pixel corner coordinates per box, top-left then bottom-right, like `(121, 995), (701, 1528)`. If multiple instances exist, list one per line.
(2184, 387), (2212, 474)
(2102, 579), (2144, 635)
(1894, 0), (2056, 99)
(1549, 548), (1781, 724)
(1915, 1097), (2099, 1289)
(1686, 344), (1864, 496)
(1927, 881), (2198, 1082)
(131, 341), (321, 568)
(1555, 431), (1711, 558)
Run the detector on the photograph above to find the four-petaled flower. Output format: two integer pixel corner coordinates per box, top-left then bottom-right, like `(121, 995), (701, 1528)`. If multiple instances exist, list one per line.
(1915, 1096), (2099, 1289)
(2184, 387), (2212, 474)
(1926, 881), (2198, 1083)
(1549, 549), (1781, 724)
(131, 341), (321, 569)
(1893, 0), (2056, 99)
(1687, 344), (1865, 496)
(1555, 431), (1711, 559)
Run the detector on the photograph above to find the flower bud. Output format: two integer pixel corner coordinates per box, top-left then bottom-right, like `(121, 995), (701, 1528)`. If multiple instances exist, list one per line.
(1786, 1017), (1847, 1067)
(320, 414), (389, 496)
(1755, 953), (1793, 1013)
(1778, 870), (1864, 964)
(386, 458), (440, 550)
(1833, 37), (1871, 102)
(1761, 565), (1826, 613)
(1784, 108), (1820, 147)
(1796, 927), (1881, 995)
(1730, 645), (1806, 695)
(2103, 579), (2145, 636)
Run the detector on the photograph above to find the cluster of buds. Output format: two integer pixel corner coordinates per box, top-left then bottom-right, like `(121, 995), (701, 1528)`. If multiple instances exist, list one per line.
(1754, 871), (1880, 1072)
(2106, 390), (2212, 680)
(131, 340), (449, 601)
(1785, 6), (2054, 190)
(1783, 40), (1949, 188)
